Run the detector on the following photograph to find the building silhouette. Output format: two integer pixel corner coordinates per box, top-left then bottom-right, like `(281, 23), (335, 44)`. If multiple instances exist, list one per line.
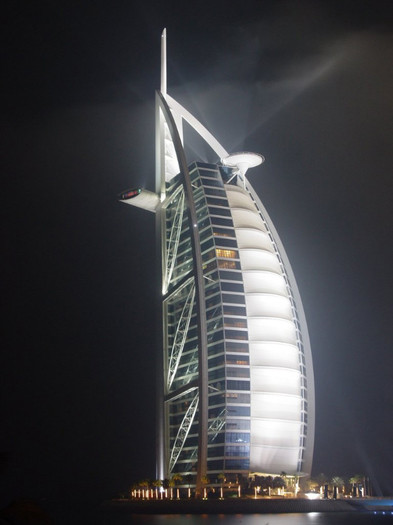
(121, 30), (314, 493)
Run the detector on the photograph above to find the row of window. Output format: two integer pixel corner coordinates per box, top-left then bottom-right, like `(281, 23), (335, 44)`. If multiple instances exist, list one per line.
(206, 459), (250, 471)
(208, 355), (250, 368)
(209, 392), (250, 406)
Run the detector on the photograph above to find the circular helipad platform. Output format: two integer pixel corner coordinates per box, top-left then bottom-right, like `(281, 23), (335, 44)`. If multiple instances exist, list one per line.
(221, 152), (265, 176)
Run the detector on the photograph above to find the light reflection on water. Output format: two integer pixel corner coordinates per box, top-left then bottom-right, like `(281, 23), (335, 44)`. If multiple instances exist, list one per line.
(110, 513), (393, 525)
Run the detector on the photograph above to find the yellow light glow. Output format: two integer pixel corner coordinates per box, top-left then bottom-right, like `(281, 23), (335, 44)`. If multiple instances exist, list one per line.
(216, 248), (237, 258)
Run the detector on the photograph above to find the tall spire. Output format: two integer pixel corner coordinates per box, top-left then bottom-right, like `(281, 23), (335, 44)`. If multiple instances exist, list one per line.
(161, 28), (167, 96)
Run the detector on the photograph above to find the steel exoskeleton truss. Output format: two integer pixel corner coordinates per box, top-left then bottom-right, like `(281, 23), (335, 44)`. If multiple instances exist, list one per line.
(167, 281), (196, 390)
(163, 186), (185, 293)
(168, 390), (199, 473)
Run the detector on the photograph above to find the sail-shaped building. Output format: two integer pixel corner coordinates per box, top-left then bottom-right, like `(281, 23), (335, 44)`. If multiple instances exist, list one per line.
(121, 31), (315, 492)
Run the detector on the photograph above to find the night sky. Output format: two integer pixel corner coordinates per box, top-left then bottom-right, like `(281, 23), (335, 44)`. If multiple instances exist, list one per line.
(2, 0), (392, 506)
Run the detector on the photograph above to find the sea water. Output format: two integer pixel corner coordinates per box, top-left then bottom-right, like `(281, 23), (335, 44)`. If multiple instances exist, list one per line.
(50, 509), (393, 525)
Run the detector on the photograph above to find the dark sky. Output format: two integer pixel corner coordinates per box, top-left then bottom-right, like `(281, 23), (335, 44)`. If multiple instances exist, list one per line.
(2, 0), (392, 505)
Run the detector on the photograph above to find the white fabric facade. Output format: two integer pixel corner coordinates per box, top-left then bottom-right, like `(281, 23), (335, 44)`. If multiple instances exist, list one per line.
(226, 184), (308, 474)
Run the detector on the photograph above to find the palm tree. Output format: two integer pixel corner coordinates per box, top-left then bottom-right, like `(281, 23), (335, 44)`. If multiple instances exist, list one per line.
(349, 474), (365, 497)
(304, 477), (319, 493)
(171, 473), (183, 499)
(185, 474), (193, 498)
(168, 478), (175, 500)
(130, 482), (139, 499)
(152, 479), (163, 499)
(218, 473), (226, 499)
(316, 473), (328, 497)
(273, 476), (286, 495)
(139, 479), (150, 499)
(162, 478), (170, 499)
(201, 475), (210, 499)
(331, 476), (345, 499)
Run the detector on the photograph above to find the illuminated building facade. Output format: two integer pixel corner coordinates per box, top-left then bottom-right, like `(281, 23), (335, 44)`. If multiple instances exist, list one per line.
(121, 31), (315, 491)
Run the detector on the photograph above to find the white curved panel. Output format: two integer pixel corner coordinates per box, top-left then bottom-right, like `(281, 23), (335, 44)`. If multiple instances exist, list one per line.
(245, 294), (293, 320)
(248, 318), (297, 344)
(242, 272), (287, 296)
(251, 420), (302, 448)
(251, 393), (301, 421)
(249, 343), (299, 368)
(250, 445), (299, 473)
(163, 121), (180, 181)
(239, 250), (282, 273)
(225, 183), (308, 475)
(231, 209), (266, 230)
(225, 189), (258, 211)
(250, 367), (301, 395)
(236, 229), (272, 250)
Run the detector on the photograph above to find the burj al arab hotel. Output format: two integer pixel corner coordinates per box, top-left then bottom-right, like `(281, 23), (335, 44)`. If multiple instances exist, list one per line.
(120, 30), (315, 492)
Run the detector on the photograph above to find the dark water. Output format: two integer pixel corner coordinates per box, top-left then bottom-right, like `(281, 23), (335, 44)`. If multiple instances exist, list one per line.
(97, 513), (393, 525)
(49, 507), (393, 525)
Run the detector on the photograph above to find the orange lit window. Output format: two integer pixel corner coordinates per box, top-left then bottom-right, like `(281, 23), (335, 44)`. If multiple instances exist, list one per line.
(216, 248), (237, 259)
(218, 260), (238, 269)
(224, 320), (247, 329)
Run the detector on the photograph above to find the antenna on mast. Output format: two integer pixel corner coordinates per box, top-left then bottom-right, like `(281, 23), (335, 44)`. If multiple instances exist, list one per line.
(161, 28), (167, 96)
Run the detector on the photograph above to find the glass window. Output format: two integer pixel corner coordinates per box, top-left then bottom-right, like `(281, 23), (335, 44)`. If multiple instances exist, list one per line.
(208, 355), (225, 368)
(198, 217), (212, 230)
(207, 459), (224, 470)
(206, 294), (221, 309)
(210, 216), (233, 227)
(219, 270), (243, 281)
(203, 259), (218, 272)
(225, 329), (247, 340)
(223, 304), (246, 316)
(201, 178), (223, 188)
(226, 342), (249, 353)
(213, 227), (235, 238)
(207, 342), (225, 356)
(209, 406), (227, 419)
(204, 187), (226, 198)
(218, 260), (241, 270)
(225, 459), (250, 470)
(201, 238), (214, 252)
(207, 317), (223, 332)
(227, 406), (250, 416)
(222, 294), (245, 305)
(210, 432), (225, 443)
(226, 356), (249, 366)
(208, 367), (225, 381)
(206, 305), (222, 320)
(209, 392), (226, 405)
(209, 206), (232, 217)
(185, 436), (199, 447)
(226, 419), (250, 430)
(195, 196), (207, 211)
(216, 248), (238, 259)
(227, 380), (250, 391)
(208, 330), (224, 343)
(198, 163), (220, 172)
(221, 282), (244, 293)
(225, 445), (250, 457)
(224, 318), (247, 329)
(208, 446), (225, 457)
(226, 367), (250, 379)
(225, 433), (250, 443)
(196, 208), (208, 221)
(206, 196), (229, 207)
(226, 393), (250, 403)
(215, 237), (238, 249)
